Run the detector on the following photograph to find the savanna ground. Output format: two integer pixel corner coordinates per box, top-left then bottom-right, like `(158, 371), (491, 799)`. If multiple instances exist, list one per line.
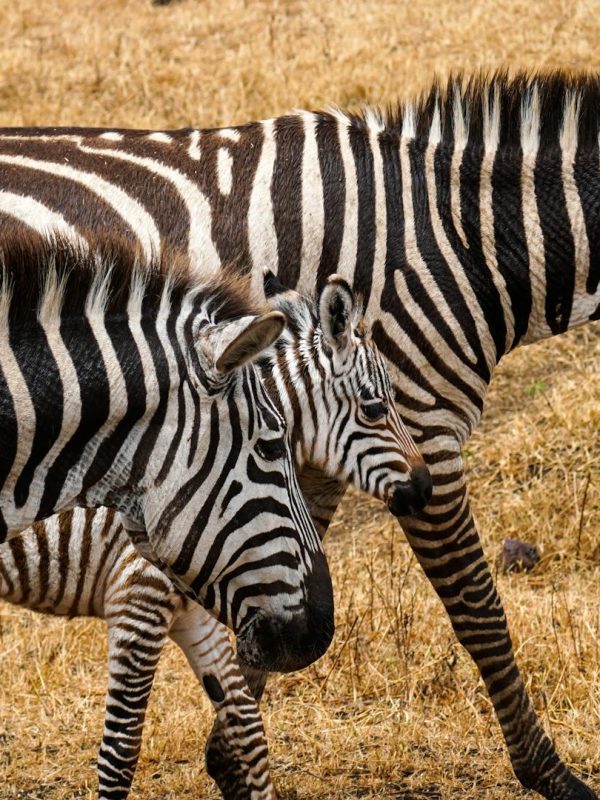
(0, 0), (599, 797)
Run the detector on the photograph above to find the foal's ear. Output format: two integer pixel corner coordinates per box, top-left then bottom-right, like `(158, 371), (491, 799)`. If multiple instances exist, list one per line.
(262, 269), (303, 311)
(263, 269), (291, 299)
(318, 274), (355, 350)
(213, 311), (286, 374)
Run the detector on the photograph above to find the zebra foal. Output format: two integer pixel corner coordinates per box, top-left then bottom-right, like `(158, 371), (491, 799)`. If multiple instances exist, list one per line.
(0, 231), (335, 675)
(0, 70), (598, 798)
(0, 272), (429, 799)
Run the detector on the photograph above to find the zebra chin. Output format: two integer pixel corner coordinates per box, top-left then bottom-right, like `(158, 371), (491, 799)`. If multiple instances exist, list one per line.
(235, 552), (335, 672)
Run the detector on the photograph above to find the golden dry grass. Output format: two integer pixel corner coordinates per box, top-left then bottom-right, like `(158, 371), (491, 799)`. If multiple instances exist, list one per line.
(0, 0), (599, 797)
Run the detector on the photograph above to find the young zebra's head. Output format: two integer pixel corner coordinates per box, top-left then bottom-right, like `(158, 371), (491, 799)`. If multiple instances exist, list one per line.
(262, 272), (432, 518)
(0, 234), (333, 674)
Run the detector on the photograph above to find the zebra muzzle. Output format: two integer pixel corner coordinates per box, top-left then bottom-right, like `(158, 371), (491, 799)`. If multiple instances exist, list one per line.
(386, 464), (433, 517)
(236, 552), (334, 672)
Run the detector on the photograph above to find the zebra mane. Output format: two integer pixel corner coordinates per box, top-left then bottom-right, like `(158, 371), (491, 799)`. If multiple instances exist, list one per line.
(340, 69), (600, 152)
(0, 231), (260, 329)
(271, 293), (316, 342)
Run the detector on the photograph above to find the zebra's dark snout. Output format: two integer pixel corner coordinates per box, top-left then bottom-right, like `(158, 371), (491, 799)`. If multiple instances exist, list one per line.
(236, 551), (334, 673)
(387, 464), (433, 517)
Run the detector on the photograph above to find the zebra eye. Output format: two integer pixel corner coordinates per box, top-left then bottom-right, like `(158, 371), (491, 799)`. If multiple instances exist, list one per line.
(255, 437), (287, 462)
(361, 401), (388, 421)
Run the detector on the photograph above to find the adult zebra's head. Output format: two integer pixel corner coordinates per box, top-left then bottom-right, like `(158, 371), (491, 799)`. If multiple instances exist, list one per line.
(0, 233), (333, 675)
(263, 272), (432, 518)
(136, 274), (335, 674)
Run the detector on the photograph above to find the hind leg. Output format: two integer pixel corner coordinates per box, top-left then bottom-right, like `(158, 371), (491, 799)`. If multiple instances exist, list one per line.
(98, 607), (172, 799)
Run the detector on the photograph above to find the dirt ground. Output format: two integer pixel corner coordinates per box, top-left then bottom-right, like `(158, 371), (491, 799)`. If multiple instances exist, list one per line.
(0, 0), (599, 798)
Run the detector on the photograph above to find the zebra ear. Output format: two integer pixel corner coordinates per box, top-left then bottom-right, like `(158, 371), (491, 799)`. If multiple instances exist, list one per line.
(263, 269), (290, 298)
(212, 311), (286, 374)
(318, 275), (355, 350)
(263, 269), (303, 311)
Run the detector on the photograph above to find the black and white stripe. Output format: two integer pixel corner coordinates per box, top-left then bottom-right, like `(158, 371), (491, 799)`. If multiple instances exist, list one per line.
(0, 232), (334, 677)
(0, 274), (428, 799)
(0, 71), (598, 798)
(0, 507), (272, 800)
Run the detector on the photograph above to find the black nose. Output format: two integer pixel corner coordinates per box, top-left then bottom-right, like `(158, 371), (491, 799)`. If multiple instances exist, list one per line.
(236, 551), (334, 673)
(387, 464), (433, 517)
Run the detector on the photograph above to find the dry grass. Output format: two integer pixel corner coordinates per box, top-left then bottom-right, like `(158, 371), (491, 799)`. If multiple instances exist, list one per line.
(0, 0), (599, 797)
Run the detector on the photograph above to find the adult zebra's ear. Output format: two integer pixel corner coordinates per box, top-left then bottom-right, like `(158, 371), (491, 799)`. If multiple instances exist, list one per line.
(211, 311), (286, 374)
(318, 274), (355, 351)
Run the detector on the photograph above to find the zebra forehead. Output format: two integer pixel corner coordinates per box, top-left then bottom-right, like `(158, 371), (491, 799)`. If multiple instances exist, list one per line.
(341, 341), (390, 388)
(265, 282), (393, 393)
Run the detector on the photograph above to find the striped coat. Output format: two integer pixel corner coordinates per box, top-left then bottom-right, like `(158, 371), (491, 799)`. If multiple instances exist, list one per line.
(0, 233), (335, 677)
(0, 274), (427, 799)
(0, 71), (598, 799)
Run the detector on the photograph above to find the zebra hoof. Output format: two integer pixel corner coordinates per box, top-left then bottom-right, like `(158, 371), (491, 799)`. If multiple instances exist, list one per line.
(518, 767), (598, 799)
(205, 726), (248, 800)
(543, 776), (598, 800)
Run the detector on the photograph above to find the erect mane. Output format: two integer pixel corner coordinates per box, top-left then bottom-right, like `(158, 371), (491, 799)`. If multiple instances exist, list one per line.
(341, 69), (600, 150)
(271, 293), (317, 342)
(0, 230), (261, 328)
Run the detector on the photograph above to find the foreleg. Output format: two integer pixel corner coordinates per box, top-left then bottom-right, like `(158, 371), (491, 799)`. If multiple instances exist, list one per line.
(401, 435), (596, 800)
(169, 606), (276, 800)
(98, 606), (171, 799)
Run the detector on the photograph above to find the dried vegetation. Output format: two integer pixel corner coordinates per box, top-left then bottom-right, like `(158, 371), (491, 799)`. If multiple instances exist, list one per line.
(0, 0), (599, 797)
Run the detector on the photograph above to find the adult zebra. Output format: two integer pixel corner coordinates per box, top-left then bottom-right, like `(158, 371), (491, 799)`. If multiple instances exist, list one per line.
(0, 272), (427, 799)
(0, 71), (598, 798)
(0, 231), (337, 675)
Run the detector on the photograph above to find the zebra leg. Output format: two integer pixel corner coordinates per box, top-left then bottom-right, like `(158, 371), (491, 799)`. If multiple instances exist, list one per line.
(98, 611), (172, 799)
(402, 439), (595, 800)
(169, 606), (276, 800)
(204, 664), (270, 799)
(203, 471), (347, 796)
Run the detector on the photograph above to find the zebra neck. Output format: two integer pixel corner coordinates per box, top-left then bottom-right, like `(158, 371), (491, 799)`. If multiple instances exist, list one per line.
(0, 313), (165, 534)
(276, 115), (599, 373)
(447, 140), (600, 355)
